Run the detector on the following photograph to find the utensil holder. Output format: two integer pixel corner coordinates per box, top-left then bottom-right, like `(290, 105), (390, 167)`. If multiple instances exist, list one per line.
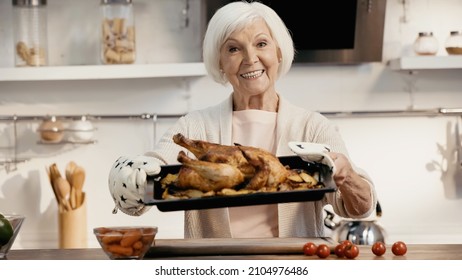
(58, 193), (87, 248)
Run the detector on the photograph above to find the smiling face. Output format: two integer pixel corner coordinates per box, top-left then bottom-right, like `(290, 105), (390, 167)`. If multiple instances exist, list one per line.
(219, 18), (281, 110)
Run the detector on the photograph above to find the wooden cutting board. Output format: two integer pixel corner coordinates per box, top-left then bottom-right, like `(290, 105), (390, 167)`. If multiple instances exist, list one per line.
(146, 237), (334, 257)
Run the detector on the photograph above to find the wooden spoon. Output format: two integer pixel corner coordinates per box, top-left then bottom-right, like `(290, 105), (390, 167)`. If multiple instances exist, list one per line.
(71, 166), (86, 208)
(54, 177), (71, 211)
(48, 164), (61, 204)
(47, 166), (59, 204)
(66, 161), (77, 209)
(69, 185), (77, 209)
(65, 161), (77, 183)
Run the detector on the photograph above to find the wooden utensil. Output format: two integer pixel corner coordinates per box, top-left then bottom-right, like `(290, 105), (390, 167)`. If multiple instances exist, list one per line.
(46, 165), (58, 202)
(69, 185), (77, 209)
(66, 161), (77, 209)
(71, 165), (86, 208)
(48, 164), (61, 204)
(54, 177), (72, 211)
(65, 161), (77, 183)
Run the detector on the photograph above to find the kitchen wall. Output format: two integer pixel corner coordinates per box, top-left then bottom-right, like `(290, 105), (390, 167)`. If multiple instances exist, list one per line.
(1, 0), (462, 249)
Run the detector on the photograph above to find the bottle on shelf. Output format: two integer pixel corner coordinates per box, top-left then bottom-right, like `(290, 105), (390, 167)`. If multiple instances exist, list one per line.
(445, 31), (462, 55)
(12, 0), (48, 67)
(100, 0), (136, 64)
(413, 32), (438, 56)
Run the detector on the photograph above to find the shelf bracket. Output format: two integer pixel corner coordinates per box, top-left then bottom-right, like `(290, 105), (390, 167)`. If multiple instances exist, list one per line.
(400, 0), (410, 23)
(402, 70), (419, 110)
(152, 113), (157, 149)
(2, 115), (19, 173)
(181, 0), (190, 28)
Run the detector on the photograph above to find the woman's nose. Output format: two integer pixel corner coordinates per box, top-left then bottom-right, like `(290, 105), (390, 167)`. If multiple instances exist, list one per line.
(243, 49), (258, 65)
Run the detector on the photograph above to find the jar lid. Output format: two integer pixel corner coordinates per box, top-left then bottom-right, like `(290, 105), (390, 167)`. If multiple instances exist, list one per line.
(12, 0), (46, 6)
(418, 32), (433, 37)
(101, 0), (132, 4)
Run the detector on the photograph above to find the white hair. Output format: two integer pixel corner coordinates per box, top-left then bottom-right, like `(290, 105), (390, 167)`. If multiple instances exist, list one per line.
(202, 1), (295, 85)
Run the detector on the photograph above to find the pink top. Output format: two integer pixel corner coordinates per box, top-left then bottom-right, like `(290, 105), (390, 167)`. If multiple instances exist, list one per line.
(229, 110), (279, 237)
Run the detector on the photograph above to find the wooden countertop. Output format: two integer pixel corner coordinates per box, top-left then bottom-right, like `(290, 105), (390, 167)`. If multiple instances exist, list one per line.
(6, 238), (462, 260)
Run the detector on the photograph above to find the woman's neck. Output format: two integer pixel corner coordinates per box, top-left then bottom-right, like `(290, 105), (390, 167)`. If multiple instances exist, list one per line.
(233, 92), (279, 112)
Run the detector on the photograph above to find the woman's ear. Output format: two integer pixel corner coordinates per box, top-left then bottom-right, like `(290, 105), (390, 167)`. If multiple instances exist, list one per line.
(277, 48), (282, 62)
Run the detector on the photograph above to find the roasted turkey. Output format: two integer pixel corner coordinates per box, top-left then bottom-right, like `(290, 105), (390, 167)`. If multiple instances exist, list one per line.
(172, 133), (288, 191)
(176, 150), (245, 192)
(237, 145), (289, 191)
(173, 133), (255, 179)
(162, 133), (322, 199)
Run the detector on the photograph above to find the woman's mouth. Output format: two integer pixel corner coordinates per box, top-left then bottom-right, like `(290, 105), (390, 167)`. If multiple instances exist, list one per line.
(240, 70), (264, 79)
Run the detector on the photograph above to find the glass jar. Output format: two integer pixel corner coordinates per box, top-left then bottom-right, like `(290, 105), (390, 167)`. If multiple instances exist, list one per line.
(100, 0), (136, 64)
(12, 0), (48, 67)
(37, 116), (64, 143)
(445, 31), (462, 55)
(413, 32), (438, 56)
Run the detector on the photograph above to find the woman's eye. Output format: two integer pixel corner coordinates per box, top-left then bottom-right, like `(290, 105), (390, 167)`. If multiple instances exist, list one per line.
(257, 41), (267, 48)
(228, 47), (238, 53)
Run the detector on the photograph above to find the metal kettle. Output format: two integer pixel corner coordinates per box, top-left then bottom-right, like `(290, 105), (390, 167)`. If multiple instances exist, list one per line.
(324, 201), (386, 245)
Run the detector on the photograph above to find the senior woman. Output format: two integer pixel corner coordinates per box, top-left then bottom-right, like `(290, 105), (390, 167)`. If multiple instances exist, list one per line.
(108, 1), (377, 238)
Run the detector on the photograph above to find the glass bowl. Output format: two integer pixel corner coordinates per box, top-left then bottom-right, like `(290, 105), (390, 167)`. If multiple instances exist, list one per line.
(0, 214), (26, 259)
(93, 226), (157, 260)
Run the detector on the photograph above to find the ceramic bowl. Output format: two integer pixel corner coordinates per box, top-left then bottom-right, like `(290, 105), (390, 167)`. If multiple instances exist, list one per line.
(67, 119), (94, 142)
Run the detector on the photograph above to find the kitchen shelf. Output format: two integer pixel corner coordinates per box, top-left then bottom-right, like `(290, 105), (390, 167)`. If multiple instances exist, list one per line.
(0, 63), (207, 81)
(389, 56), (462, 70)
(37, 139), (97, 145)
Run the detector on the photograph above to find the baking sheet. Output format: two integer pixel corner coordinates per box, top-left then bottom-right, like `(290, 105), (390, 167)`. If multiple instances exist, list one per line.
(144, 156), (335, 212)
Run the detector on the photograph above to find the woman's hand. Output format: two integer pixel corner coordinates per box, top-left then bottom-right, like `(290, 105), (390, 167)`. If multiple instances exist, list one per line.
(327, 152), (373, 216)
(288, 141), (336, 172)
(108, 155), (161, 216)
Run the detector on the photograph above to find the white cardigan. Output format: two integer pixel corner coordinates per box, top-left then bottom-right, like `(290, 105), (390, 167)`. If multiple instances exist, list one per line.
(146, 94), (377, 238)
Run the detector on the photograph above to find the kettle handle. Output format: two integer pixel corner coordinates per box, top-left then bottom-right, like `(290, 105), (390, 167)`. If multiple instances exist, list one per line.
(376, 200), (382, 217)
(323, 209), (336, 229)
(323, 200), (382, 226)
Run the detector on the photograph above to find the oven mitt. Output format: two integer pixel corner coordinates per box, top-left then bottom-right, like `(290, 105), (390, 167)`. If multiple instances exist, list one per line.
(108, 155), (161, 216)
(288, 141), (336, 174)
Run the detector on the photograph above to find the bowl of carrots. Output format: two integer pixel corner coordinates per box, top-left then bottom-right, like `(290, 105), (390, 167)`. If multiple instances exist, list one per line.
(93, 226), (157, 259)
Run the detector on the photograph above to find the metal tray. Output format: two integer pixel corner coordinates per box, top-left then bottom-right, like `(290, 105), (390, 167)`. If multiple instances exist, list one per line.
(143, 156), (335, 212)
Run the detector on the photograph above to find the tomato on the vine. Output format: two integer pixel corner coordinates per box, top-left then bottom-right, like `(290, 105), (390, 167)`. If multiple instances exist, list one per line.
(316, 244), (330, 259)
(371, 241), (386, 256)
(303, 242), (317, 256)
(343, 244), (360, 259)
(392, 241), (407, 256)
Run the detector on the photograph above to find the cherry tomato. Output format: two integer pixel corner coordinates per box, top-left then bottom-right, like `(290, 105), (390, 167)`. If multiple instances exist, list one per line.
(343, 244), (360, 259)
(303, 242), (317, 256)
(341, 240), (353, 247)
(392, 241), (407, 256)
(316, 244), (331, 259)
(371, 241), (386, 256)
(334, 243), (346, 258)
